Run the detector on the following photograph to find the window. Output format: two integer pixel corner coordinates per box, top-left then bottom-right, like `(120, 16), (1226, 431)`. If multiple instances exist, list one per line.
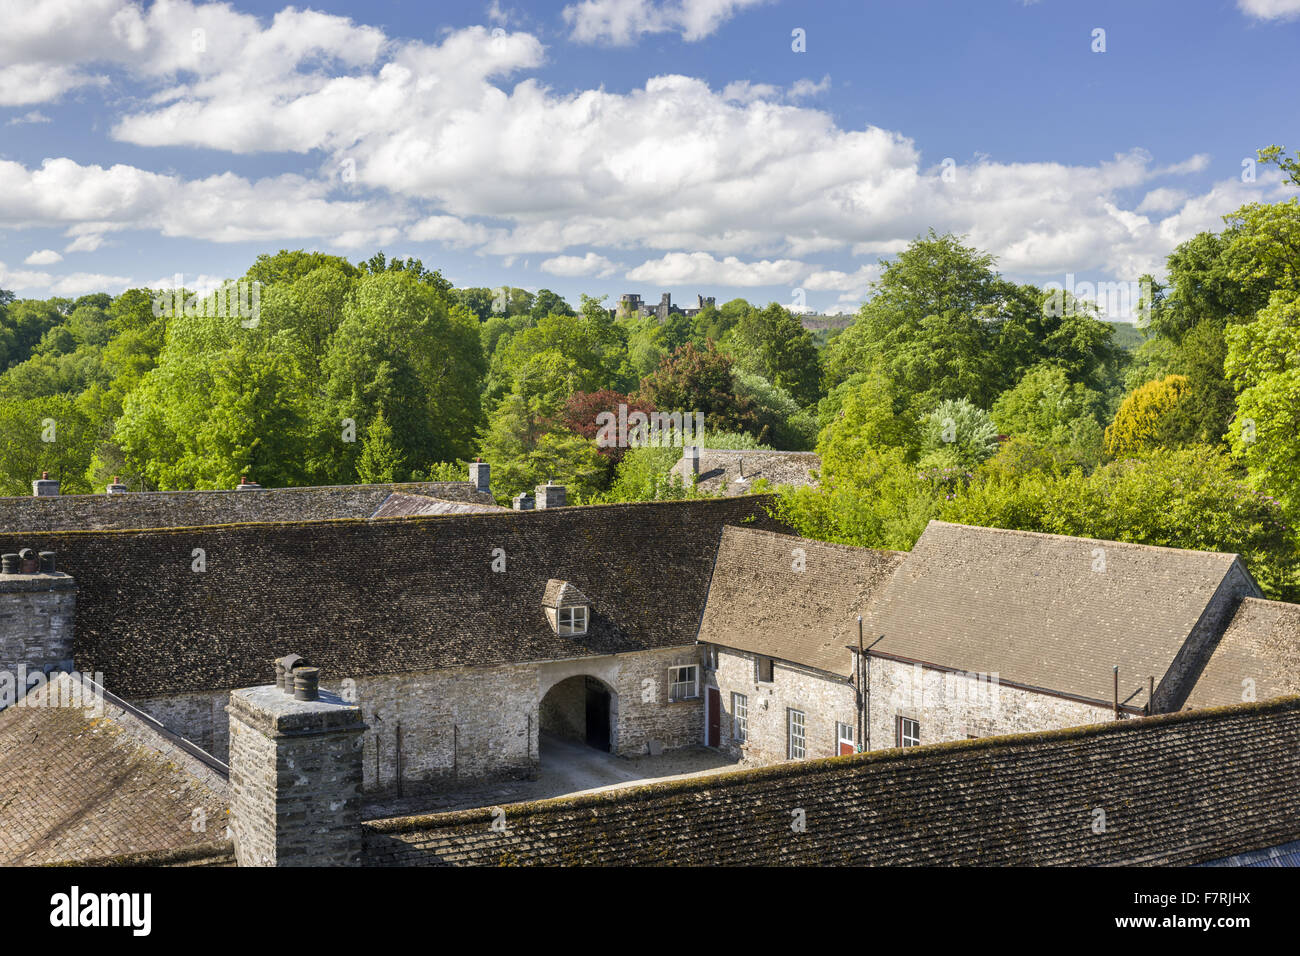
(732, 693), (748, 741)
(756, 656), (775, 683)
(837, 722), (855, 753)
(669, 665), (699, 700)
(557, 605), (587, 636)
(788, 709), (806, 759)
(897, 716), (920, 748)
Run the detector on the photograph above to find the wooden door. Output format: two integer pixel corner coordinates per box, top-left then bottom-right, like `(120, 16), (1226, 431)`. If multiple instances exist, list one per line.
(706, 687), (721, 747)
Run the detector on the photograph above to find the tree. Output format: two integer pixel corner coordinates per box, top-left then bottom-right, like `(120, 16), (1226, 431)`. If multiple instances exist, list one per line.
(636, 341), (761, 439)
(1103, 375), (1195, 459)
(991, 364), (1106, 452)
(919, 398), (1000, 470)
(1225, 291), (1300, 518)
(246, 249), (360, 286)
(942, 447), (1298, 600)
(322, 271), (485, 478)
(727, 302), (821, 406)
(356, 409), (404, 483)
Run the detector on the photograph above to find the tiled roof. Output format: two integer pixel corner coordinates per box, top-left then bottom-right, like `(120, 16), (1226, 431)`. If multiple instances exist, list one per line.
(1184, 597), (1300, 708)
(697, 527), (905, 676)
(859, 520), (1254, 705)
(0, 481), (496, 533)
(1, 496), (785, 698)
(542, 579), (590, 608)
(674, 449), (820, 495)
(0, 673), (229, 865)
(369, 492), (509, 518)
(360, 696), (1300, 866)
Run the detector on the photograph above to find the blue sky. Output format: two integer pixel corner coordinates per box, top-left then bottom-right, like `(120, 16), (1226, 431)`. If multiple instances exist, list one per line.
(1, 0), (1298, 315)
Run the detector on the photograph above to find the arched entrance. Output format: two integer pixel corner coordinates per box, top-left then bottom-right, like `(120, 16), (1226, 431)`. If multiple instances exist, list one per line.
(539, 674), (618, 753)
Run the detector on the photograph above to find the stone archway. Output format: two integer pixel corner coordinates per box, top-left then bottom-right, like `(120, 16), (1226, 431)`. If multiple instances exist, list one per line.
(539, 674), (619, 754)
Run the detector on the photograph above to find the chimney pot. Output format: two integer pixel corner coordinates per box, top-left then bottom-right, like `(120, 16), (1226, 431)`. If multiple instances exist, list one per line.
(294, 667), (320, 702)
(236, 476), (262, 491)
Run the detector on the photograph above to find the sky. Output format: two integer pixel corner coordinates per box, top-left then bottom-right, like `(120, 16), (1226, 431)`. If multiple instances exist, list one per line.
(1, 0), (1298, 316)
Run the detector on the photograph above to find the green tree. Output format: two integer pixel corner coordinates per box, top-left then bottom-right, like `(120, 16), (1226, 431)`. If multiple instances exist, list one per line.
(727, 302), (821, 406)
(356, 409), (404, 483)
(919, 398), (1000, 469)
(1103, 374), (1194, 459)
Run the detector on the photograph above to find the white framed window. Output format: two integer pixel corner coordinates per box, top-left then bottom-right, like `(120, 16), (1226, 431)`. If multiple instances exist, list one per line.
(669, 665), (699, 700)
(837, 722), (855, 753)
(897, 716), (920, 748)
(788, 708), (806, 759)
(557, 605), (588, 635)
(756, 655), (775, 684)
(732, 693), (748, 741)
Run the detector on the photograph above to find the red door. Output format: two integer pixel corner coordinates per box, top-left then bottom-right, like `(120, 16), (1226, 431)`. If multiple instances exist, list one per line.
(705, 687), (721, 747)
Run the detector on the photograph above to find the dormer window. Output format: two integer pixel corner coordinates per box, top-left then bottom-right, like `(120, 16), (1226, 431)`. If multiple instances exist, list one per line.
(558, 605), (587, 635)
(543, 579), (590, 637)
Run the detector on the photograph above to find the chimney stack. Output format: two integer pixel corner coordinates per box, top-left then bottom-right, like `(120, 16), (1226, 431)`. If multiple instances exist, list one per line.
(32, 472), (58, 497)
(684, 446), (700, 475)
(236, 476), (261, 491)
(105, 476), (128, 495)
(512, 492), (535, 511)
(228, 662), (365, 867)
(469, 458), (491, 496)
(535, 479), (566, 509)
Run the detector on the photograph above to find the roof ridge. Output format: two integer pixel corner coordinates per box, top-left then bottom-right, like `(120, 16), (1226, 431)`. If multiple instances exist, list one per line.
(926, 519), (1241, 561)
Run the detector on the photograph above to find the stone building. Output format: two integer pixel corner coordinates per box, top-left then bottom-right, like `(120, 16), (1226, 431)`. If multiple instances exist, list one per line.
(3, 464), (1300, 867)
(672, 447), (821, 495)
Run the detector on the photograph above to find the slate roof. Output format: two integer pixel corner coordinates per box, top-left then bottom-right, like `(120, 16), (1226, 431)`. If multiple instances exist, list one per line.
(361, 696), (1300, 866)
(0, 673), (229, 865)
(674, 449), (820, 495)
(697, 526), (905, 676)
(859, 520), (1255, 706)
(1184, 597), (1300, 708)
(0, 481), (496, 533)
(369, 492), (509, 518)
(0, 496), (785, 698)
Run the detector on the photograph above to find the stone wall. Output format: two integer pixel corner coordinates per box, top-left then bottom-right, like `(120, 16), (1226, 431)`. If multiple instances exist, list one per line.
(0, 481), (492, 533)
(135, 645), (705, 795)
(706, 647), (857, 764)
(865, 655), (1115, 750)
(0, 573), (76, 708)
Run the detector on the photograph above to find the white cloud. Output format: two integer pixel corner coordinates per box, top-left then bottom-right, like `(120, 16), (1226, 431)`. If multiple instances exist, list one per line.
(802, 264), (884, 293)
(1238, 0), (1300, 20)
(6, 110), (53, 125)
(626, 252), (805, 286)
(541, 252), (618, 277)
(0, 261), (131, 295)
(563, 0), (767, 45)
(24, 249), (63, 265)
(3, 11), (1295, 294)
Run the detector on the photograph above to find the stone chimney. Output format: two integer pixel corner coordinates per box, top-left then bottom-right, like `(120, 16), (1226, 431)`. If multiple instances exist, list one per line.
(684, 446), (700, 475)
(0, 551), (76, 709)
(32, 472), (58, 497)
(535, 479), (566, 509)
(227, 662), (365, 867)
(512, 492), (535, 511)
(105, 476), (128, 495)
(469, 458), (491, 496)
(236, 476), (261, 491)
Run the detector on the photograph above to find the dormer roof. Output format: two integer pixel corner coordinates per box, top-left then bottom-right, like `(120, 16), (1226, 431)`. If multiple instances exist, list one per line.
(543, 579), (590, 608)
